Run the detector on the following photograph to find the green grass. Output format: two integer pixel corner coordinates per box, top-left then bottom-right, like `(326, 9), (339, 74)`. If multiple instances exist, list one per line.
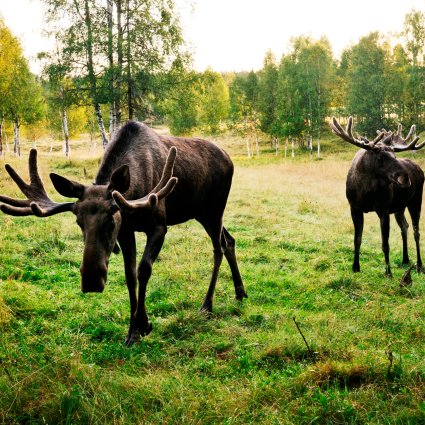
(0, 132), (424, 424)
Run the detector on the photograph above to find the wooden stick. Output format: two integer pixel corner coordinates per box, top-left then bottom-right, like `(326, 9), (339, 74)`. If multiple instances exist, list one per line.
(293, 316), (314, 358)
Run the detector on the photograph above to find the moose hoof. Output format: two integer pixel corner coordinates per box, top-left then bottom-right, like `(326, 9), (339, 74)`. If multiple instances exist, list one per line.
(416, 263), (424, 273)
(125, 322), (153, 347)
(352, 264), (360, 273)
(235, 290), (248, 302)
(200, 303), (212, 315)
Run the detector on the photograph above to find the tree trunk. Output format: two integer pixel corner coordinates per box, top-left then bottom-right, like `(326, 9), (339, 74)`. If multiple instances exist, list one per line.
(115, 0), (123, 125)
(84, 0), (108, 147)
(0, 114), (3, 156)
(107, 0), (116, 136)
(125, 0), (134, 120)
(13, 120), (20, 157)
(62, 109), (70, 158)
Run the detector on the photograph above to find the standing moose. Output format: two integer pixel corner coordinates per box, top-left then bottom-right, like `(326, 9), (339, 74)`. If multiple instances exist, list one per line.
(0, 122), (247, 345)
(331, 117), (425, 277)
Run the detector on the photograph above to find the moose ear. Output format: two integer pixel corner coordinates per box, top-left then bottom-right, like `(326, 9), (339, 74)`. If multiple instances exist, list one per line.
(109, 165), (131, 194)
(50, 173), (85, 199)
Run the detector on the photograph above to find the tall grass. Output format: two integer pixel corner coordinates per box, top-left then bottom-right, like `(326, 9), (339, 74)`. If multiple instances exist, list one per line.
(0, 132), (424, 424)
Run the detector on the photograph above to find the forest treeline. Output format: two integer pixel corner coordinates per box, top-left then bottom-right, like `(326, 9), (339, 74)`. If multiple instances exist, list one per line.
(0, 1), (424, 156)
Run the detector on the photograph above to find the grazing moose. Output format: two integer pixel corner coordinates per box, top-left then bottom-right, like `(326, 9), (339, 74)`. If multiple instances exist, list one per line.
(0, 122), (247, 345)
(331, 117), (425, 277)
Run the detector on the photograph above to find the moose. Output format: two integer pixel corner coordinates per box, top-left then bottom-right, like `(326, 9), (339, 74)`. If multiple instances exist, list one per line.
(331, 116), (425, 277)
(0, 121), (247, 346)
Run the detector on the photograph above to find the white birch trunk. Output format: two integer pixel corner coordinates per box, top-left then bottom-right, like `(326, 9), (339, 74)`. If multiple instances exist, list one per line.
(13, 121), (20, 157)
(62, 109), (70, 158)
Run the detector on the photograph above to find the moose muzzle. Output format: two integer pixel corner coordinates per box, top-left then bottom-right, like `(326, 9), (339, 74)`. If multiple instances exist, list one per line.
(80, 264), (108, 293)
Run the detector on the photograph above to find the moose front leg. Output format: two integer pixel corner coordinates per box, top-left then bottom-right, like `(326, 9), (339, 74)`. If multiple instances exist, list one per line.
(126, 226), (166, 346)
(379, 213), (392, 277)
(118, 230), (138, 346)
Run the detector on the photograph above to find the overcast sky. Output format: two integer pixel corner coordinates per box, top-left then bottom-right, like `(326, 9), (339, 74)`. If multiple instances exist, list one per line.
(0, 0), (424, 73)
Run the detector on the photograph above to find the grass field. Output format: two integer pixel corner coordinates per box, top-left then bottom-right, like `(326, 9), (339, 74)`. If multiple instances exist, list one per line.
(0, 131), (424, 424)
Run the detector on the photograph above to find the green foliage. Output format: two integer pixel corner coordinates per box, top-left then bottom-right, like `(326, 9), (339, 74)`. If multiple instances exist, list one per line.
(257, 50), (278, 136)
(343, 32), (388, 134)
(198, 69), (229, 135)
(163, 71), (200, 135)
(0, 19), (44, 126)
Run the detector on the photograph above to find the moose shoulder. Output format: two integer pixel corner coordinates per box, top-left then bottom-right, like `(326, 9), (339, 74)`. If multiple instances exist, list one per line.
(0, 122), (247, 346)
(331, 117), (425, 277)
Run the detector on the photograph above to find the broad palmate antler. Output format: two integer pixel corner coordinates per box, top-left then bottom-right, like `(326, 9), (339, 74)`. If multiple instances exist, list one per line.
(0, 149), (75, 217)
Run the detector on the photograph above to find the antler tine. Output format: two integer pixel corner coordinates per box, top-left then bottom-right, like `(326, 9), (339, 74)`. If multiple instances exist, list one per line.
(0, 148), (75, 217)
(401, 124), (416, 144)
(112, 147), (178, 213)
(391, 122), (424, 152)
(112, 190), (158, 213)
(331, 117), (374, 150)
(393, 135), (425, 152)
(151, 146), (177, 193)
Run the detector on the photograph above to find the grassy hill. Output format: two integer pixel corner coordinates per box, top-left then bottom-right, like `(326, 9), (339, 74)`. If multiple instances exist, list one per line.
(0, 130), (424, 424)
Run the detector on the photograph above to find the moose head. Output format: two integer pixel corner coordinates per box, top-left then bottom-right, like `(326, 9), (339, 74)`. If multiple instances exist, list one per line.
(0, 147), (177, 293)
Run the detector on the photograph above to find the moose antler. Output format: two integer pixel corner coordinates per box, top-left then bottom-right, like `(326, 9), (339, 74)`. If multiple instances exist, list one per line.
(112, 147), (178, 212)
(331, 117), (425, 153)
(0, 149), (75, 217)
(390, 123), (425, 152)
(330, 117), (390, 150)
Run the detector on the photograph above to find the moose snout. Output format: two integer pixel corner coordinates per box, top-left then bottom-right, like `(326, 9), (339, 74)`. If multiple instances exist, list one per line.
(80, 264), (108, 293)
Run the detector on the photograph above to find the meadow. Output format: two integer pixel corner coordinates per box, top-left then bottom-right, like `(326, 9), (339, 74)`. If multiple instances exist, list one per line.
(0, 131), (424, 424)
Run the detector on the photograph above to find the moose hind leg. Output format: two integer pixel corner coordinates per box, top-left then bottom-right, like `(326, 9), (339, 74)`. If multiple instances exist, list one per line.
(395, 210), (409, 265)
(199, 219), (225, 313)
(222, 227), (247, 301)
(408, 203), (423, 272)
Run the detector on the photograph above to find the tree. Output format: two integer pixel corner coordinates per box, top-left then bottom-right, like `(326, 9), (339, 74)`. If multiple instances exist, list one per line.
(0, 19), (23, 154)
(0, 20), (44, 156)
(274, 36), (335, 151)
(385, 44), (410, 124)
(403, 9), (425, 125)
(343, 32), (388, 135)
(163, 71), (199, 135)
(5, 59), (44, 156)
(198, 70), (229, 135)
(229, 72), (260, 157)
(43, 0), (109, 146)
(257, 50), (278, 137)
(42, 0), (188, 143)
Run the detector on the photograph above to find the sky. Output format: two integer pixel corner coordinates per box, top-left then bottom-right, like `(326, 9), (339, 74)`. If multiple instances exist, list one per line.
(0, 0), (424, 74)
